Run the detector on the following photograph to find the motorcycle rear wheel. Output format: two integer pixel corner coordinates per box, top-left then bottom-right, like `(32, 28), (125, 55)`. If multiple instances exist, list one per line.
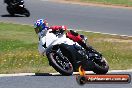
(92, 57), (109, 74)
(23, 8), (30, 17)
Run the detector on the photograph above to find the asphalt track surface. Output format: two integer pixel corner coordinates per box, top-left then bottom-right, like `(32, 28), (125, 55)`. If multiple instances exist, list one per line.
(0, 0), (132, 88)
(0, 0), (132, 36)
(0, 72), (131, 88)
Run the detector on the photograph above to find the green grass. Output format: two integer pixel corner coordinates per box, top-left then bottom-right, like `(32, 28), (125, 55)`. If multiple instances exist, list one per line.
(65, 0), (132, 7)
(0, 22), (56, 73)
(0, 22), (132, 74)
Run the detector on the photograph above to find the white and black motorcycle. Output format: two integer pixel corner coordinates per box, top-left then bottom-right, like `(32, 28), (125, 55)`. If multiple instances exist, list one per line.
(38, 28), (109, 75)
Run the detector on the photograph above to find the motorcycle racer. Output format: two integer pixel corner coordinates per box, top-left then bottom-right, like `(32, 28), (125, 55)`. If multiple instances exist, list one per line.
(34, 19), (108, 75)
(34, 19), (89, 49)
(4, 0), (14, 5)
(34, 19), (98, 53)
(4, 0), (23, 5)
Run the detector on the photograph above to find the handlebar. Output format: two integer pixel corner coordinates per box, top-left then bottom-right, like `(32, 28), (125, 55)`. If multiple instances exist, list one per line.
(49, 28), (65, 36)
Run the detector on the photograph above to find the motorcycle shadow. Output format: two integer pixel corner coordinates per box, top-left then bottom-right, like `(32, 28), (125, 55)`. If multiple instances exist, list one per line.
(34, 73), (65, 76)
(1, 14), (26, 17)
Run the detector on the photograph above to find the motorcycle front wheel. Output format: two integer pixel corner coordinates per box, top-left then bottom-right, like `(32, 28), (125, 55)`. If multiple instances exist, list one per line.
(7, 6), (15, 16)
(47, 46), (73, 76)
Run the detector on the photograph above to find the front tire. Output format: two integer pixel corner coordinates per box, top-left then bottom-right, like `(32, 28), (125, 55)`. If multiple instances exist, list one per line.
(47, 46), (73, 76)
(7, 6), (15, 16)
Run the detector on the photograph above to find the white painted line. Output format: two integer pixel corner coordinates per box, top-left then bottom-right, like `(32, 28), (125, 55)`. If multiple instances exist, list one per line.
(50, 72), (60, 75)
(50, 71), (95, 75)
(69, 29), (132, 37)
(0, 69), (132, 77)
(40, 0), (52, 1)
(50, 69), (132, 75)
(108, 69), (132, 73)
(73, 71), (94, 75)
(0, 73), (35, 77)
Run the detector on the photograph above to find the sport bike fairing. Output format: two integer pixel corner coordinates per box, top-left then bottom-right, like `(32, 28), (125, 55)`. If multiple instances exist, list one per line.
(38, 29), (78, 55)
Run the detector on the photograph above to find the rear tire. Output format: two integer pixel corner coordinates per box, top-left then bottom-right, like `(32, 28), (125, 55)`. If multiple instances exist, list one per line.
(23, 8), (30, 17)
(92, 57), (109, 74)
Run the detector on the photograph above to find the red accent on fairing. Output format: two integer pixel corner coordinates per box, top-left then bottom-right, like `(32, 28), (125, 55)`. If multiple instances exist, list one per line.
(66, 31), (82, 42)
